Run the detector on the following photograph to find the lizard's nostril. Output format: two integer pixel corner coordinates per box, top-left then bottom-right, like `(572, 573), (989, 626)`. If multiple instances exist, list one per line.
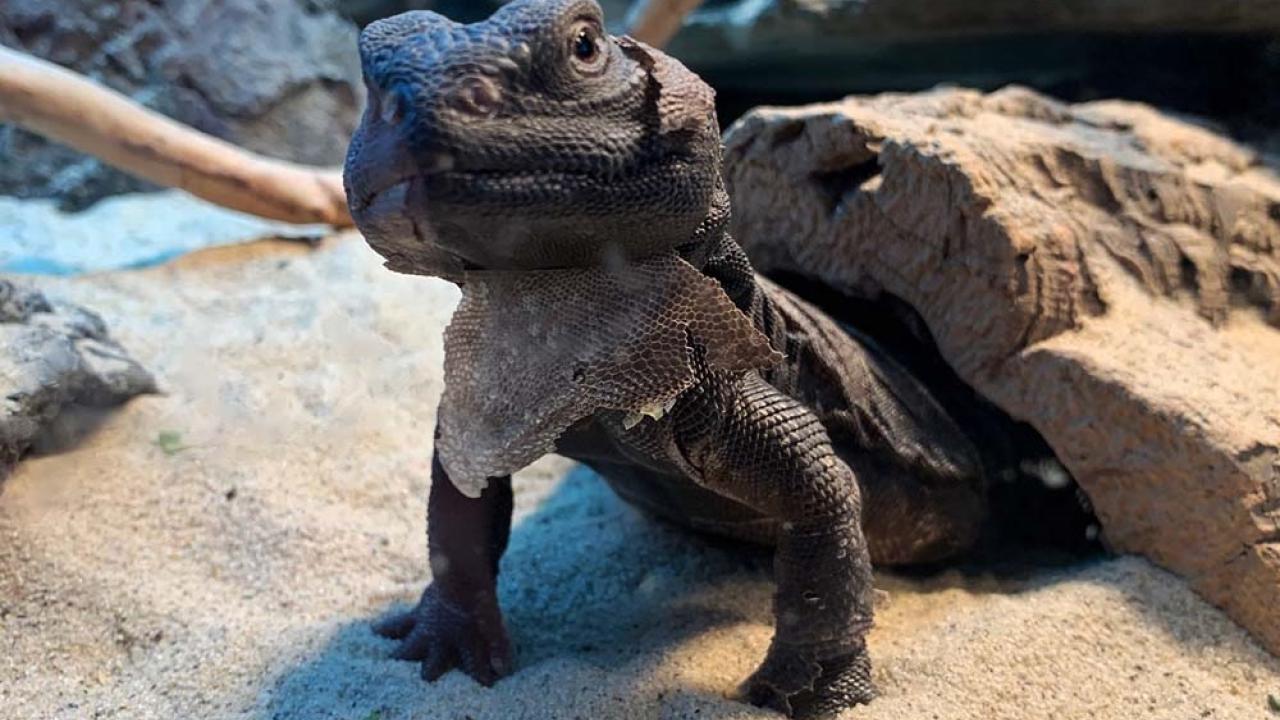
(447, 76), (503, 118)
(381, 95), (403, 126)
(363, 71), (407, 127)
(373, 85), (406, 126)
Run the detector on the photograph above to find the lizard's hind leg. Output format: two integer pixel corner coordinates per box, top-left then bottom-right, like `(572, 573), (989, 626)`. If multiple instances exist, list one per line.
(845, 452), (988, 567)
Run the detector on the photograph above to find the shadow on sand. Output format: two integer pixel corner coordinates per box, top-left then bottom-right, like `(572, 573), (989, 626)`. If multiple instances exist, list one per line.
(255, 466), (779, 720)
(261, 465), (1238, 720)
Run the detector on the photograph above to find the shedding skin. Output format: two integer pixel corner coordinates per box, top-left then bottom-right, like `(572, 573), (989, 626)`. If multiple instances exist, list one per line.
(343, 1), (1040, 717)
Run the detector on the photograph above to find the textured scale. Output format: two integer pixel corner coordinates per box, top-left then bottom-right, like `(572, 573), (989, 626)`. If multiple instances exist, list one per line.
(438, 253), (780, 495)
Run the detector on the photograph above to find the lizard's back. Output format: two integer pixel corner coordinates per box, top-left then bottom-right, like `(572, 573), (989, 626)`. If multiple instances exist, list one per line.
(559, 273), (992, 566)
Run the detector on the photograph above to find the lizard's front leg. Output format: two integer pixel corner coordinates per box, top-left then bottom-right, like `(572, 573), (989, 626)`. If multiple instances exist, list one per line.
(375, 446), (514, 686)
(674, 372), (876, 719)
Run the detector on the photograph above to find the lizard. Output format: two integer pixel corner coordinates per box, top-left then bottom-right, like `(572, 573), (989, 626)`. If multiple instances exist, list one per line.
(342, 0), (1076, 716)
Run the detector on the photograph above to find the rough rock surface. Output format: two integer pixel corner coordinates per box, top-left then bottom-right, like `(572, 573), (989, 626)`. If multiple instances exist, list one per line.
(0, 279), (154, 477)
(0, 0), (362, 209)
(723, 86), (1280, 656)
(2, 236), (1278, 719)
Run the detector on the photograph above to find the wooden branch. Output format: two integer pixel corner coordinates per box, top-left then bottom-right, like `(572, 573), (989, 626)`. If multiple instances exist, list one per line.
(0, 45), (353, 228)
(626, 0), (705, 48)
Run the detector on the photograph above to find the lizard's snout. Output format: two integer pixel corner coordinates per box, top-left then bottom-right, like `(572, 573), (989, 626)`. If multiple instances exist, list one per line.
(353, 70), (462, 194)
(364, 65), (504, 125)
(364, 77), (408, 129)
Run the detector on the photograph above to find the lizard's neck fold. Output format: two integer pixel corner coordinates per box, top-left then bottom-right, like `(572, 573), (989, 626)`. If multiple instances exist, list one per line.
(436, 252), (782, 494)
(674, 182), (733, 266)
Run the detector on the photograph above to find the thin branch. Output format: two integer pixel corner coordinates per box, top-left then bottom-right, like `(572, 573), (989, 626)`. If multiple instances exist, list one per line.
(0, 45), (353, 228)
(626, 0), (705, 48)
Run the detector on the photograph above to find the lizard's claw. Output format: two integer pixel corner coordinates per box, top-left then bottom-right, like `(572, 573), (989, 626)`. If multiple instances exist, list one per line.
(374, 584), (512, 686)
(736, 642), (875, 719)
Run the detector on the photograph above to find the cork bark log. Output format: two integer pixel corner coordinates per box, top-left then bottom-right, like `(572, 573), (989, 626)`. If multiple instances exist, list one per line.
(723, 86), (1280, 654)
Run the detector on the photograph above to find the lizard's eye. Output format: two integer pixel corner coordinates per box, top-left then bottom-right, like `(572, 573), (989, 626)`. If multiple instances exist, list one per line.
(568, 21), (605, 73)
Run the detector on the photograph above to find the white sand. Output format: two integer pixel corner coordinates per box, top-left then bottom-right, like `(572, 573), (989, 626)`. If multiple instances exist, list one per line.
(2, 235), (1277, 720)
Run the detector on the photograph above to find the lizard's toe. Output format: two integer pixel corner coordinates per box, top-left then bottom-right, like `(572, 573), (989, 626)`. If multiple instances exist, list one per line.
(374, 584), (512, 687)
(421, 645), (452, 682)
(737, 642), (875, 719)
(373, 608), (418, 640)
(390, 624), (436, 661)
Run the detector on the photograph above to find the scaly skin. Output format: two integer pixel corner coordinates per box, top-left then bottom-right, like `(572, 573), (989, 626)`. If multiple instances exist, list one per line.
(344, 1), (998, 716)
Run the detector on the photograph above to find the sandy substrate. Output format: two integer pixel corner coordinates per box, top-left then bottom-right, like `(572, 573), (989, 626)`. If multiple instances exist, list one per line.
(1, 235), (1277, 720)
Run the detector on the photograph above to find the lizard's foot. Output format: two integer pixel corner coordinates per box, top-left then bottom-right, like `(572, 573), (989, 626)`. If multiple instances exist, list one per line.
(737, 641), (875, 719)
(374, 584), (511, 686)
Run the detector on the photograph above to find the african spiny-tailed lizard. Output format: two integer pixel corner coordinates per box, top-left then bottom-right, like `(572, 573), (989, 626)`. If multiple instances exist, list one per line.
(342, 1), (1090, 716)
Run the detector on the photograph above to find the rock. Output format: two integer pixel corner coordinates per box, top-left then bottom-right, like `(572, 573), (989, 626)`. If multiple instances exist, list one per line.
(0, 280), (155, 476)
(723, 86), (1280, 655)
(0, 0), (362, 209)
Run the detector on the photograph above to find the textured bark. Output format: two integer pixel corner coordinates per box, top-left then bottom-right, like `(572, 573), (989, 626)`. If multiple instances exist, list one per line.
(0, 280), (155, 478)
(724, 86), (1280, 654)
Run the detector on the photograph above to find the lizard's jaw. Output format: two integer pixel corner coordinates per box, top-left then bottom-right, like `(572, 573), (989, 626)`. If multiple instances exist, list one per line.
(348, 150), (723, 273)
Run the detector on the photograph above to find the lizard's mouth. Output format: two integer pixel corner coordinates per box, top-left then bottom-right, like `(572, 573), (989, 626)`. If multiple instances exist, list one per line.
(346, 149), (456, 213)
(352, 168), (593, 214)
(346, 143), (719, 272)
(352, 154), (705, 218)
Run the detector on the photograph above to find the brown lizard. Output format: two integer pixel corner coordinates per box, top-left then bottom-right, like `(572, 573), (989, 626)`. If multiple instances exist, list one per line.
(342, 0), (1090, 716)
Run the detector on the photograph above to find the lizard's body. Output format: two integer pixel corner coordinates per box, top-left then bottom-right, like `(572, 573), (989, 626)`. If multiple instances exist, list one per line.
(341, 1), (1077, 716)
(557, 236), (984, 564)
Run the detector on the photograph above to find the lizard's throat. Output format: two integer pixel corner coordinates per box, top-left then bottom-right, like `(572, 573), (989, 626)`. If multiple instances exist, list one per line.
(435, 251), (780, 497)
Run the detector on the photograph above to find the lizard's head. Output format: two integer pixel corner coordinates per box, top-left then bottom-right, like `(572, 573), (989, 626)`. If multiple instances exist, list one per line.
(344, 0), (727, 275)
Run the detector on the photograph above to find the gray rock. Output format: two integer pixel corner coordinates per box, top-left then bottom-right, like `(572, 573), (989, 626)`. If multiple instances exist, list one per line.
(0, 280), (155, 476)
(0, 0), (362, 210)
